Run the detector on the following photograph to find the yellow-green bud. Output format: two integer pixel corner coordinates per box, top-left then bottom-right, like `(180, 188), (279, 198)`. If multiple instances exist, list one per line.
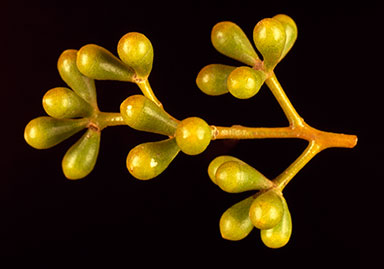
(215, 160), (273, 193)
(42, 87), (93, 119)
(117, 32), (153, 79)
(175, 117), (212, 155)
(126, 138), (180, 180)
(77, 44), (135, 82)
(208, 155), (243, 184)
(196, 64), (236, 96)
(249, 189), (284, 230)
(273, 14), (298, 61)
(120, 95), (178, 136)
(24, 117), (88, 150)
(57, 49), (97, 107)
(62, 128), (100, 180)
(227, 66), (266, 99)
(211, 21), (259, 66)
(260, 194), (292, 248)
(219, 196), (254, 241)
(253, 18), (286, 70)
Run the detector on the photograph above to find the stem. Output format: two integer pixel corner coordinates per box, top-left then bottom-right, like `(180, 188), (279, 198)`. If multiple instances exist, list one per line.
(273, 141), (322, 191)
(212, 126), (297, 140)
(212, 124), (357, 149)
(266, 72), (304, 127)
(303, 125), (358, 149)
(97, 112), (126, 130)
(137, 79), (163, 108)
(136, 78), (180, 124)
(210, 72), (357, 191)
(212, 123), (356, 190)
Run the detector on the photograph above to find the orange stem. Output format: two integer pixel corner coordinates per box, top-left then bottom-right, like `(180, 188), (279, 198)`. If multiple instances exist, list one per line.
(209, 72), (357, 190)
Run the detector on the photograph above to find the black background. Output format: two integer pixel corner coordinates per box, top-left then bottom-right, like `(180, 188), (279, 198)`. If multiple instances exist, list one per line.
(2, 1), (378, 267)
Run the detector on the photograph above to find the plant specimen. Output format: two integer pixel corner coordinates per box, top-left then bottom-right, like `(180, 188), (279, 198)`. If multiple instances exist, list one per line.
(24, 14), (357, 248)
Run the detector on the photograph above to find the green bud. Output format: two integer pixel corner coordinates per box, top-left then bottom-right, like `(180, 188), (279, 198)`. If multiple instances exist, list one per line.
(211, 21), (259, 66)
(215, 160), (273, 193)
(196, 64), (236, 96)
(24, 117), (88, 149)
(249, 189), (284, 230)
(117, 32), (153, 79)
(62, 128), (100, 180)
(219, 196), (254, 241)
(57, 49), (98, 107)
(42, 87), (94, 119)
(208, 155), (243, 185)
(273, 14), (298, 61)
(253, 18), (286, 70)
(227, 66), (266, 99)
(261, 194), (292, 249)
(77, 44), (135, 82)
(126, 138), (180, 180)
(175, 117), (212, 155)
(120, 95), (178, 136)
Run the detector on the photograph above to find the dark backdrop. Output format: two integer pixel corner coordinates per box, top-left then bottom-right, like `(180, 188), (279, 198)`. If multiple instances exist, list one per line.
(2, 1), (377, 267)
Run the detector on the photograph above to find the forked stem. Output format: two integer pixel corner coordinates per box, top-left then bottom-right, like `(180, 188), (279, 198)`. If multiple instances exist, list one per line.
(210, 73), (357, 190)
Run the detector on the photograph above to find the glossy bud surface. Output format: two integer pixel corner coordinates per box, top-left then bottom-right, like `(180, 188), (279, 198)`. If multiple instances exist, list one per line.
(24, 117), (88, 149)
(273, 14), (297, 61)
(77, 44), (135, 82)
(215, 160), (273, 193)
(220, 196), (254, 241)
(62, 128), (100, 180)
(249, 189), (284, 230)
(227, 66), (265, 99)
(43, 87), (93, 119)
(208, 155), (243, 184)
(253, 18), (286, 70)
(120, 95), (178, 136)
(57, 49), (97, 107)
(117, 32), (153, 79)
(196, 64), (235, 96)
(175, 117), (212, 155)
(211, 21), (259, 66)
(261, 195), (292, 248)
(126, 138), (180, 180)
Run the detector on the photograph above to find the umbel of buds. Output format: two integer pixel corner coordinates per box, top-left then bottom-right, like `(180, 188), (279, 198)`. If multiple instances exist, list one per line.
(24, 14), (357, 248)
